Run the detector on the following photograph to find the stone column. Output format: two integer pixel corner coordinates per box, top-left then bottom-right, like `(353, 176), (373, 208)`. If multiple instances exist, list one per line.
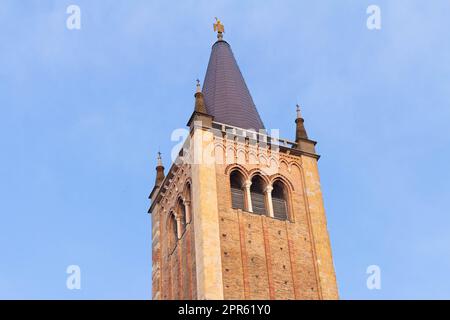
(184, 200), (191, 224)
(176, 216), (182, 239)
(265, 185), (274, 218)
(244, 180), (253, 212)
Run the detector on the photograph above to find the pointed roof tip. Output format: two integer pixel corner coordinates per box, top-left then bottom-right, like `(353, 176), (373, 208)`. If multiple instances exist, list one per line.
(154, 151), (165, 188)
(194, 79), (207, 114)
(157, 151), (163, 167)
(295, 103), (309, 141)
(202, 34), (265, 131)
(296, 104), (303, 119)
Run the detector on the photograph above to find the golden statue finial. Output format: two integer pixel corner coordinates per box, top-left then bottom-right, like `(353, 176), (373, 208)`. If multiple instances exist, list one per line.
(213, 17), (225, 40)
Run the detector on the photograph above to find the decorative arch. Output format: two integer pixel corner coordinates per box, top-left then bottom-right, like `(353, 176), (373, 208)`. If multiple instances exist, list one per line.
(270, 174), (295, 221)
(248, 169), (271, 186)
(248, 151), (258, 165)
(250, 174), (268, 215)
(289, 161), (302, 174)
(271, 180), (289, 220)
(182, 181), (192, 224)
(269, 156), (278, 167)
(280, 159), (289, 172)
(229, 169), (246, 210)
(269, 174), (295, 192)
(167, 212), (178, 254)
(176, 197), (186, 235)
(214, 143), (226, 165)
(258, 154), (268, 167)
(182, 180), (192, 200)
(236, 148), (246, 165)
(225, 164), (249, 181)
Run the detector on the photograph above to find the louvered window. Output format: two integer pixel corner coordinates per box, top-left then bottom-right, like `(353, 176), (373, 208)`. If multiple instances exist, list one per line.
(251, 175), (266, 215)
(251, 192), (266, 214)
(231, 187), (245, 209)
(178, 199), (186, 234)
(230, 171), (245, 210)
(169, 214), (178, 253)
(272, 181), (288, 220)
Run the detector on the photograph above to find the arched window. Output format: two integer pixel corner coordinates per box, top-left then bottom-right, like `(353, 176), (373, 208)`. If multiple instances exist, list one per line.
(272, 180), (288, 220)
(251, 175), (266, 215)
(177, 198), (186, 235)
(168, 213), (178, 252)
(230, 170), (245, 210)
(184, 184), (192, 224)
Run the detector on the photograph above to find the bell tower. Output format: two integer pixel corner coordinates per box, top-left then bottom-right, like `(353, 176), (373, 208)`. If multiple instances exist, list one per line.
(149, 20), (338, 300)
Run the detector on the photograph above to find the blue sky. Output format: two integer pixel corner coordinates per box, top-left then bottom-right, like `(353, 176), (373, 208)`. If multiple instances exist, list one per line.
(1, 0), (449, 299)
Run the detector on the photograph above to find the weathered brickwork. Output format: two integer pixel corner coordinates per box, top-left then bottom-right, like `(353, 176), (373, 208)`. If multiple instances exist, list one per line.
(151, 164), (197, 300)
(151, 129), (338, 300)
(211, 133), (338, 300)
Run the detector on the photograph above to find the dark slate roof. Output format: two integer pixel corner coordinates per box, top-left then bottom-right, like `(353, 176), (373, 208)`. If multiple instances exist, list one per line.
(202, 40), (265, 131)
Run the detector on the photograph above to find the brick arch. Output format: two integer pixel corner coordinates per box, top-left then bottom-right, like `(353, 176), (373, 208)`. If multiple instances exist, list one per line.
(280, 159), (289, 172)
(174, 196), (187, 238)
(226, 145), (236, 156)
(225, 164), (249, 181)
(248, 168), (271, 186)
(236, 148), (246, 165)
(182, 179), (192, 201)
(164, 209), (177, 231)
(248, 171), (270, 216)
(165, 211), (178, 255)
(270, 175), (294, 221)
(258, 154), (269, 167)
(289, 161), (303, 173)
(248, 151), (258, 165)
(268, 155), (279, 167)
(214, 143), (226, 165)
(174, 196), (185, 220)
(181, 181), (193, 224)
(269, 173), (295, 192)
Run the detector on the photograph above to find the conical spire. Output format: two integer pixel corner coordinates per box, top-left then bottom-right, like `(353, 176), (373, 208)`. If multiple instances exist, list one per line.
(154, 152), (165, 188)
(202, 19), (265, 131)
(194, 79), (207, 114)
(295, 104), (309, 141)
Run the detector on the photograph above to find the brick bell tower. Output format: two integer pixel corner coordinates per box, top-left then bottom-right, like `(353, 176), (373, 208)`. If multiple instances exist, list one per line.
(149, 19), (338, 300)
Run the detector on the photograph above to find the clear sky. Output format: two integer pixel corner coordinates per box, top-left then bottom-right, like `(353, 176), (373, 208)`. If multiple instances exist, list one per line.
(1, 0), (449, 299)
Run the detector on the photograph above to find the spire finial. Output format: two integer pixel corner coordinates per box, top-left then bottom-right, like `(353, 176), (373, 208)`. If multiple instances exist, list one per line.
(296, 104), (303, 119)
(295, 103), (309, 142)
(154, 151), (165, 188)
(194, 78), (207, 113)
(213, 17), (225, 40)
(157, 151), (163, 166)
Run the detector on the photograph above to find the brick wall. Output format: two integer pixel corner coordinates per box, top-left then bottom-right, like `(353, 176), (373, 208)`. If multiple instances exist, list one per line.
(152, 166), (198, 300)
(214, 148), (336, 299)
(152, 138), (338, 300)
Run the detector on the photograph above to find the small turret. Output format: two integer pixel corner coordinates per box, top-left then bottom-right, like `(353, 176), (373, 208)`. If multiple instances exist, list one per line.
(187, 80), (213, 129)
(194, 79), (207, 114)
(294, 104), (317, 155)
(295, 104), (309, 141)
(154, 152), (165, 188)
